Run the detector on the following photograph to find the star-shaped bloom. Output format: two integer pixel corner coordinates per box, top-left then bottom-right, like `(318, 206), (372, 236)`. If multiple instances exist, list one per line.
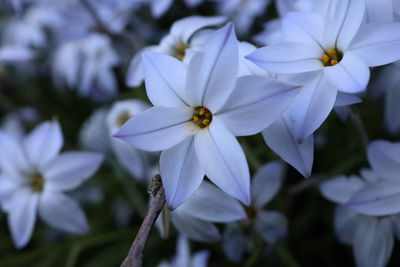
(156, 181), (246, 242)
(223, 161), (288, 262)
(320, 172), (400, 267)
(247, 0), (400, 140)
(0, 121), (104, 248)
(115, 23), (299, 209)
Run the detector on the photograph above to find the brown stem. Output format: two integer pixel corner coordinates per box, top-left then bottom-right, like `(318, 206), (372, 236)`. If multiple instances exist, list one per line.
(120, 184), (166, 267)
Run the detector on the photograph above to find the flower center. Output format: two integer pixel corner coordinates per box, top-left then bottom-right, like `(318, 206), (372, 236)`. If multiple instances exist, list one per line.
(30, 173), (44, 192)
(321, 49), (343, 66)
(192, 106), (212, 129)
(174, 43), (187, 61)
(117, 112), (132, 127)
(243, 205), (257, 221)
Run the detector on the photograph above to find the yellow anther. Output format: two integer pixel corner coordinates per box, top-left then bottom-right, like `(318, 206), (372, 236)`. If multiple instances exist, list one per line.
(202, 119), (210, 126)
(330, 59), (338, 66)
(327, 49), (336, 56)
(322, 54), (330, 63)
(176, 54), (184, 61)
(192, 116), (199, 122)
(176, 44), (186, 53)
(199, 108), (206, 116)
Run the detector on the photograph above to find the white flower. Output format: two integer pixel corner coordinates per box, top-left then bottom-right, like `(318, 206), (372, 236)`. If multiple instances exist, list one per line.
(223, 161), (288, 262)
(0, 121), (104, 248)
(365, 0), (400, 22)
(126, 16), (226, 87)
(346, 140), (400, 216)
(107, 100), (150, 180)
(156, 181), (246, 242)
(115, 23), (299, 209)
(157, 235), (209, 267)
(53, 33), (119, 101)
(247, 0), (400, 141)
(320, 172), (400, 267)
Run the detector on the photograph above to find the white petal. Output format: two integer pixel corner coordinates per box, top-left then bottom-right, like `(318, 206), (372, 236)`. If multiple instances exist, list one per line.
(368, 140), (400, 181)
(160, 136), (204, 210)
(175, 235), (190, 267)
(222, 225), (247, 263)
(336, 0), (366, 51)
(191, 250), (210, 267)
(39, 191), (89, 234)
(334, 206), (364, 245)
(246, 43), (324, 74)
(142, 52), (189, 107)
(217, 75), (299, 136)
(126, 49), (145, 87)
(43, 151), (103, 191)
(251, 161), (284, 208)
(350, 23), (400, 67)
(114, 106), (195, 152)
(334, 92), (362, 107)
(171, 210), (220, 242)
(185, 23), (238, 112)
(151, 0), (173, 18)
(23, 121), (63, 169)
(325, 51), (370, 94)
(353, 217), (394, 267)
(255, 211), (288, 244)
(262, 114), (314, 178)
(170, 16), (226, 43)
(194, 117), (250, 205)
(347, 181), (400, 216)
(0, 131), (30, 176)
(290, 71), (337, 141)
(320, 175), (365, 205)
(8, 189), (39, 249)
(281, 12), (324, 46)
(177, 181), (246, 222)
(366, 0), (394, 22)
(112, 139), (147, 180)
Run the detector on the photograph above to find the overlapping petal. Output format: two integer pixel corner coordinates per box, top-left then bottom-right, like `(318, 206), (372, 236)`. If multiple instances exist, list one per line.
(320, 175), (365, 205)
(0, 131), (30, 176)
(194, 117), (250, 205)
(114, 106), (195, 151)
(368, 140), (400, 181)
(217, 75), (299, 136)
(160, 136), (204, 210)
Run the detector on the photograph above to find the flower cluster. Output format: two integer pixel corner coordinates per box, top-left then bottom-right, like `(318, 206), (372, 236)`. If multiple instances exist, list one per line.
(1, 0), (400, 266)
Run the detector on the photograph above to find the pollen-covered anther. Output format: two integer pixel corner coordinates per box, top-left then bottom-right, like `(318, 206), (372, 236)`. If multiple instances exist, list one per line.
(30, 172), (44, 192)
(174, 43), (187, 61)
(321, 48), (343, 67)
(192, 106), (213, 129)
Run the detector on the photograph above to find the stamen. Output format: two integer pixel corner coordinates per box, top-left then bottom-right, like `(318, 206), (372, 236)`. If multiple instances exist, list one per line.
(321, 48), (343, 67)
(174, 43), (187, 61)
(117, 112), (132, 127)
(30, 173), (44, 192)
(192, 106), (213, 129)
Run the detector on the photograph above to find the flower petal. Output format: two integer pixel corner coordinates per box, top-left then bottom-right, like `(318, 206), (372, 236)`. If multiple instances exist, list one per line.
(43, 151), (103, 191)
(334, 206), (364, 245)
(350, 23), (400, 67)
(281, 12), (324, 46)
(171, 210), (221, 242)
(114, 106), (195, 151)
(222, 225), (247, 263)
(185, 23), (238, 112)
(177, 181), (246, 222)
(384, 84), (400, 133)
(217, 75), (299, 136)
(262, 114), (314, 178)
(325, 51), (370, 94)
(347, 181), (400, 216)
(39, 191), (89, 234)
(251, 161), (284, 208)
(353, 217), (394, 267)
(368, 140), (400, 181)
(0, 130), (30, 176)
(255, 211), (288, 244)
(170, 16), (226, 43)
(194, 117), (250, 205)
(23, 121), (63, 169)
(246, 42), (324, 74)
(320, 175), (365, 205)
(289, 71), (337, 141)
(142, 51), (189, 107)
(8, 188), (39, 249)
(160, 136), (204, 210)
